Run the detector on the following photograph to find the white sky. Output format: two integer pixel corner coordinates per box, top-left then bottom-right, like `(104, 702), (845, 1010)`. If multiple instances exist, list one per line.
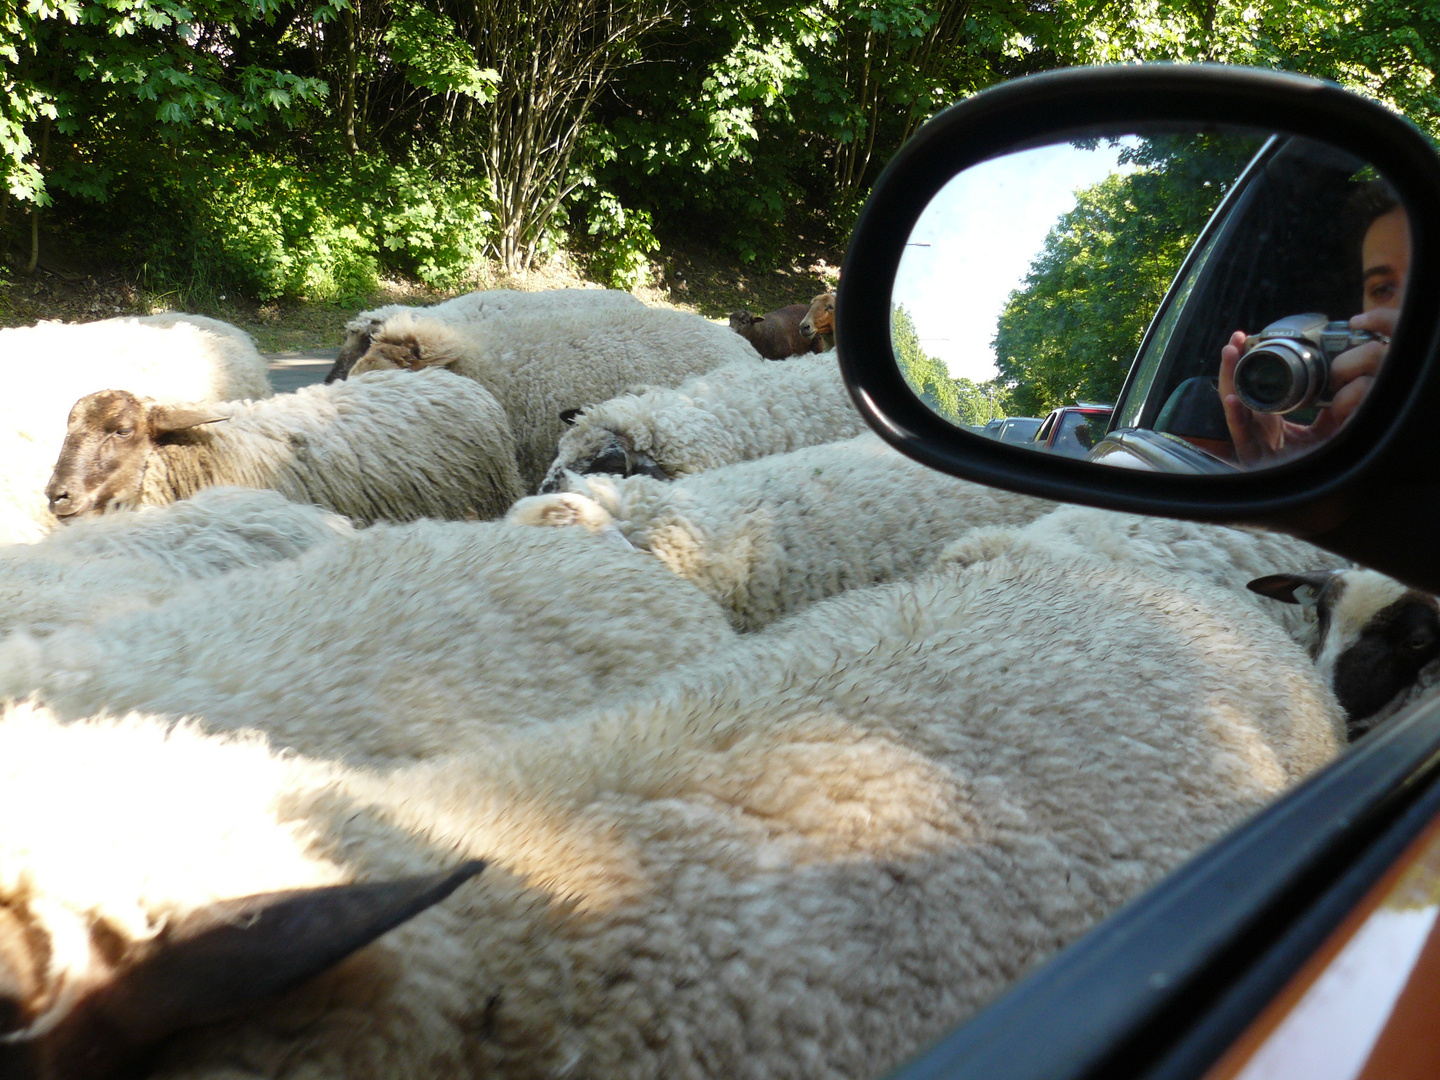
(893, 139), (1138, 383)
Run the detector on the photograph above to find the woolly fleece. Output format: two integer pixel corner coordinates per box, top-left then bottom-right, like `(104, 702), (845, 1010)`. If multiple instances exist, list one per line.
(329, 286), (645, 381)
(0, 487), (352, 638)
(514, 433), (1056, 629)
(0, 518), (735, 763)
(541, 354), (870, 490)
(0, 313), (271, 544)
(351, 306), (763, 491)
(0, 533), (1342, 1079)
(128, 368), (523, 525)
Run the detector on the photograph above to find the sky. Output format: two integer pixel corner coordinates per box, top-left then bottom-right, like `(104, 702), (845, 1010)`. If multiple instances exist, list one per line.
(893, 139), (1138, 383)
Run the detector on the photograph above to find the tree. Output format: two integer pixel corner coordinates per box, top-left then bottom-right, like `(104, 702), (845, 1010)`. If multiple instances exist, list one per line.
(992, 134), (1259, 416)
(894, 303), (1005, 426)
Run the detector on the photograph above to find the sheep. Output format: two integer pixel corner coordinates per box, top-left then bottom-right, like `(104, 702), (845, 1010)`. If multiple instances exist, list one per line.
(512, 433), (1056, 629)
(1247, 568), (1440, 737)
(348, 307), (764, 492)
(0, 487), (352, 638)
(0, 518), (735, 764)
(540, 355), (870, 492)
(43, 369), (524, 527)
(0, 526), (1344, 1080)
(935, 502), (1349, 648)
(326, 287), (645, 383)
(728, 304), (822, 359)
(799, 291), (836, 351)
(0, 313), (272, 545)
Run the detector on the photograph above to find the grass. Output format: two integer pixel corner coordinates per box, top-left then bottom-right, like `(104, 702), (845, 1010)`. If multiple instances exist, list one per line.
(0, 235), (844, 356)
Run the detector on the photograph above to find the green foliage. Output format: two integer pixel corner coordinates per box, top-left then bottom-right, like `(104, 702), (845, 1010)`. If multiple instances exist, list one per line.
(993, 135), (1259, 416)
(572, 188), (658, 290)
(894, 304), (1004, 426)
(384, 9), (499, 101)
(138, 151), (493, 303)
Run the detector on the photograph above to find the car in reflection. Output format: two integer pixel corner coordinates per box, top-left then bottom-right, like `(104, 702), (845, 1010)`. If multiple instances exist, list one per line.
(1031, 403), (1113, 458)
(993, 416), (1044, 444)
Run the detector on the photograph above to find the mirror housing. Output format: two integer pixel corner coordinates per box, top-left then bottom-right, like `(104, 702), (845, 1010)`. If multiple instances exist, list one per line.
(838, 66), (1440, 593)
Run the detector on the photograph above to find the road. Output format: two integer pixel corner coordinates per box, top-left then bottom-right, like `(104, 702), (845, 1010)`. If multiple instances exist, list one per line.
(266, 350), (334, 393)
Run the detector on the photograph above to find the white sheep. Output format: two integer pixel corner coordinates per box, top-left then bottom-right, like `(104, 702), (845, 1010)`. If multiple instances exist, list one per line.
(327, 286), (645, 382)
(0, 527), (1343, 1080)
(1248, 568), (1440, 736)
(0, 486), (352, 638)
(0, 518), (735, 763)
(937, 502), (1348, 647)
(513, 433), (1055, 629)
(43, 369), (524, 527)
(540, 355), (870, 492)
(348, 307), (764, 492)
(0, 312), (272, 544)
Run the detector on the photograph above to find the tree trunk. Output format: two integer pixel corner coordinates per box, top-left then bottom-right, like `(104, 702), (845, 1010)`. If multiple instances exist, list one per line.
(24, 116), (50, 276)
(340, 4), (361, 154)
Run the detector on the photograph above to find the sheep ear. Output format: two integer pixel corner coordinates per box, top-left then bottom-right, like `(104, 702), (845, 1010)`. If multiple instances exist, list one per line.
(28, 861), (484, 1080)
(751, 314), (765, 323)
(1247, 572), (1334, 606)
(147, 405), (229, 437)
(559, 407), (584, 426)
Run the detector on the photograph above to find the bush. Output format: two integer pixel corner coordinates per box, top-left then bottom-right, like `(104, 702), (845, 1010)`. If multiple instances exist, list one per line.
(138, 151), (494, 304)
(571, 188), (658, 290)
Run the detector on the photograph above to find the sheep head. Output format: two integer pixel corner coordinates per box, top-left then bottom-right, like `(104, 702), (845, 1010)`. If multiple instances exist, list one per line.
(728, 310), (763, 333)
(540, 424), (669, 493)
(352, 316), (470, 377)
(799, 293), (835, 343)
(1249, 569), (1440, 733)
(0, 864), (483, 1080)
(45, 391), (227, 520)
(325, 316), (385, 383)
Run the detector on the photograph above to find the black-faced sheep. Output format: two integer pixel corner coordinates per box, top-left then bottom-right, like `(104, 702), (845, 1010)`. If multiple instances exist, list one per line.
(347, 308), (763, 492)
(1248, 568), (1440, 737)
(0, 313), (271, 544)
(799, 292), (836, 352)
(43, 370), (524, 527)
(728, 304), (823, 360)
(0, 526), (1343, 1080)
(326, 287), (645, 383)
(540, 355), (869, 492)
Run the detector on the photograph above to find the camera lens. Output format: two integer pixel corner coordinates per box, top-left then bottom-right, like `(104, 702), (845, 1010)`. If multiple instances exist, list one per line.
(1233, 339), (1326, 415)
(1235, 352), (1295, 410)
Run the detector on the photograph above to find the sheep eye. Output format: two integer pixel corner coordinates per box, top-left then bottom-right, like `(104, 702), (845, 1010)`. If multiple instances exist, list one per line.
(114, 428), (133, 438)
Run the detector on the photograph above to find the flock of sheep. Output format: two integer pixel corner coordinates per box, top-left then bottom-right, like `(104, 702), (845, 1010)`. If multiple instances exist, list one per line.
(0, 289), (1434, 1080)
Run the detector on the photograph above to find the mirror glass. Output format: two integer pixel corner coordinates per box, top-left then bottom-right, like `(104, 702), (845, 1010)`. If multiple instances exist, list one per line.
(891, 128), (1411, 473)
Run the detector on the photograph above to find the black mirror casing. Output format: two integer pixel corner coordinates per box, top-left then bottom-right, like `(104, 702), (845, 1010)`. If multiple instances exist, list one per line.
(837, 65), (1440, 593)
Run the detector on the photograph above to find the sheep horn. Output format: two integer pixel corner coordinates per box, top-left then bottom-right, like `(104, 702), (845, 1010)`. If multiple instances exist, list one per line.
(16, 860), (485, 1080)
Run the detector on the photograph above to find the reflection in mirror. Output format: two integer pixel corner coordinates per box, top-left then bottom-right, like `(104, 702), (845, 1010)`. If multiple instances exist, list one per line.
(891, 129), (1411, 473)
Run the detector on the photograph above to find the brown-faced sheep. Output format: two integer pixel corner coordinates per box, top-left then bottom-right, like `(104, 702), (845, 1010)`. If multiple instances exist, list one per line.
(728, 304), (823, 360)
(799, 292), (836, 352)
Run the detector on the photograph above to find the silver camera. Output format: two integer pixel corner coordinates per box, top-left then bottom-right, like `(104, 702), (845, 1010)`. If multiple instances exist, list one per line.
(1232, 313), (1380, 415)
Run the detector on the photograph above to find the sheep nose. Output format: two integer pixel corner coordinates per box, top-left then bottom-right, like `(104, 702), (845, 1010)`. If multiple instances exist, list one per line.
(47, 486), (74, 515)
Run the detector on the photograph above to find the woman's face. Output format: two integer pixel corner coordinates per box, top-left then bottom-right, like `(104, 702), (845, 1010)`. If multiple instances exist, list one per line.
(1362, 206), (1410, 311)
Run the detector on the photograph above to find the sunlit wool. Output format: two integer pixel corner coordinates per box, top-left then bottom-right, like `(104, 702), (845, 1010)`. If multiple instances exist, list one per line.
(0, 519), (735, 763)
(0, 533), (1343, 1079)
(65, 368), (523, 526)
(0, 313), (271, 544)
(0, 487), (352, 638)
(349, 304), (764, 491)
(328, 286), (646, 382)
(513, 432), (1056, 630)
(540, 354), (870, 491)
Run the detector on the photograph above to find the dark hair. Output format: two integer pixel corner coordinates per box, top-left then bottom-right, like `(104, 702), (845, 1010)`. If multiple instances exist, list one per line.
(1349, 178), (1401, 234)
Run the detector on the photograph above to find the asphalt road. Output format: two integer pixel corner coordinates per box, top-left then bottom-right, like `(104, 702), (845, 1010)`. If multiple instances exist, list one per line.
(266, 350), (334, 393)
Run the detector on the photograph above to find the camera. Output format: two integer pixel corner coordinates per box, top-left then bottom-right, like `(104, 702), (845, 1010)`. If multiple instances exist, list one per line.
(1231, 313), (1381, 415)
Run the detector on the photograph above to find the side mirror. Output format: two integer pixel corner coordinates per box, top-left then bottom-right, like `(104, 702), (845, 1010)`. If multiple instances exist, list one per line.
(837, 66), (1440, 593)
